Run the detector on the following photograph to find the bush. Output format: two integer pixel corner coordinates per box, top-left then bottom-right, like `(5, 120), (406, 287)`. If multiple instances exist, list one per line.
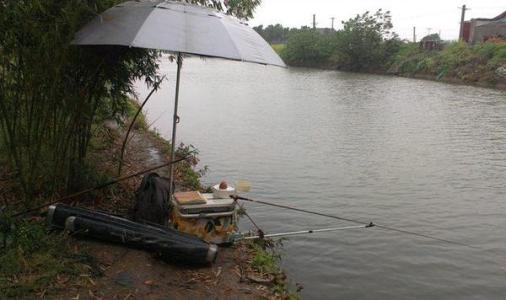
(282, 29), (336, 67)
(490, 45), (506, 67)
(281, 9), (400, 71)
(433, 42), (477, 73)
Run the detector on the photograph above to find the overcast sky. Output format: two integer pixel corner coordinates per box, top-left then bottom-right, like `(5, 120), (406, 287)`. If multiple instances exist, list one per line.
(250, 0), (505, 41)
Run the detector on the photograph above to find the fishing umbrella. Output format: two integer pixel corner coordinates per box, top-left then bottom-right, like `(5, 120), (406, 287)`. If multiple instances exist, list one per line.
(73, 0), (285, 195)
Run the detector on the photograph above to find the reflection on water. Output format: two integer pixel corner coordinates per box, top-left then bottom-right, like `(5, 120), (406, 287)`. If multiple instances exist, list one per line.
(136, 57), (506, 299)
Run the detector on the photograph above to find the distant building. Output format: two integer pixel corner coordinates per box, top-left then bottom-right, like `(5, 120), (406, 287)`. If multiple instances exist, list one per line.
(463, 11), (506, 43)
(420, 34), (442, 51)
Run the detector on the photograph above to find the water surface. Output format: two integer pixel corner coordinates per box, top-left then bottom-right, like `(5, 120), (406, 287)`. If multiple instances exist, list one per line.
(136, 57), (506, 299)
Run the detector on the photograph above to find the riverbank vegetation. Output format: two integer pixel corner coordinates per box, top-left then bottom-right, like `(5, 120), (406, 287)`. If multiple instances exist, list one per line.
(279, 10), (401, 71)
(389, 39), (506, 85)
(258, 10), (506, 87)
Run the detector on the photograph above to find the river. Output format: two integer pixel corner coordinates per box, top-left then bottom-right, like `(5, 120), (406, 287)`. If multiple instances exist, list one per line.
(135, 57), (506, 299)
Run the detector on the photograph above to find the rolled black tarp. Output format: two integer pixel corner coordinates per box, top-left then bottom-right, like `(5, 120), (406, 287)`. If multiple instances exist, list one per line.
(48, 204), (194, 243)
(47, 204), (217, 264)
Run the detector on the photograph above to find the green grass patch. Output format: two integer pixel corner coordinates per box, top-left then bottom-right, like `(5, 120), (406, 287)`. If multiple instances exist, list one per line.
(125, 98), (149, 131)
(248, 239), (299, 299)
(388, 40), (506, 83)
(271, 43), (286, 55)
(0, 220), (95, 298)
(251, 242), (281, 274)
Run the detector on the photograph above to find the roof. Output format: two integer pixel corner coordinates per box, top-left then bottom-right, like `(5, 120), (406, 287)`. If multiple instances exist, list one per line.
(476, 14), (506, 27)
(472, 11), (506, 22)
(421, 33), (441, 42)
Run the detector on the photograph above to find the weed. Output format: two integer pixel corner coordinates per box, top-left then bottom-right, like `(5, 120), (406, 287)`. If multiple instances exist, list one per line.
(0, 220), (93, 298)
(247, 239), (300, 299)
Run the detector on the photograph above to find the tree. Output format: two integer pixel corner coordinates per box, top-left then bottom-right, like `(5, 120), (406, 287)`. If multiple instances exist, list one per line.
(254, 24), (292, 44)
(335, 9), (400, 71)
(281, 29), (337, 67)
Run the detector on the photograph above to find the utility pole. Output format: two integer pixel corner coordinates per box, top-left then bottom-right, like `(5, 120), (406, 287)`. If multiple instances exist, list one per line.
(413, 26), (416, 43)
(313, 14), (316, 29)
(458, 5), (470, 41)
(331, 17), (335, 30)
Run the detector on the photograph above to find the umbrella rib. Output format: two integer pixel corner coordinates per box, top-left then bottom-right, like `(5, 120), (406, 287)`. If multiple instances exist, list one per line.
(130, 1), (164, 48)
(217, 16), (245, 63)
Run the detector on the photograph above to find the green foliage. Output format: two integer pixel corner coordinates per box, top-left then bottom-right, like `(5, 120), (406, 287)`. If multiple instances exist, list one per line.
(279, 8), (504, 82)
(191, 0), (261, 20)
(254, 24), (292, 44)
(174, 144), (208, 191)
(490, 47), (506, 66)
(281, 9), (400, 71)
(335, 9), (399, 71)
(149, 130), (207, 191)
(251, 242), (280, 274)
(282, 29), (337, 67)
(125, 99), (148, 131)
(433, 42), (476, 71)
(389, 40), (506, 83)
(271, 43), (286, 55)
(0, 0), (160, 203)
(0, 220), (92, 298)
(247, 239), (299, 299)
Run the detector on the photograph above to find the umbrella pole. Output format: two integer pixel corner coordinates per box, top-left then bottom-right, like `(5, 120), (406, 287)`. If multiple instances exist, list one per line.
(168, 53), (183, 198)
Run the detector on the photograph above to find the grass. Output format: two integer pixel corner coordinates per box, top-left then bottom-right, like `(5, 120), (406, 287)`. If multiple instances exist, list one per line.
(248, 239), (299, 299)
(388, 40), (506, 84)
(271, 43), (286, 55)
(125, 98), (149, 131)
(0, 219), (95, 298)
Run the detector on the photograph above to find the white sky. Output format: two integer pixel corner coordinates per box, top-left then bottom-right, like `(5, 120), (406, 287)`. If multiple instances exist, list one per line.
(250, 0), (505, 41)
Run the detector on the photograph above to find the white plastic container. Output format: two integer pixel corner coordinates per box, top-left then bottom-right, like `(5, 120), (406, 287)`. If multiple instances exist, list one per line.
(212, 184), (235, 199)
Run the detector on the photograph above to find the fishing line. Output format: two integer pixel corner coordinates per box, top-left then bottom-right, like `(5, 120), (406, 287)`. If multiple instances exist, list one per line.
(10, 156), (190, 218)
(231, 195), (480, 249)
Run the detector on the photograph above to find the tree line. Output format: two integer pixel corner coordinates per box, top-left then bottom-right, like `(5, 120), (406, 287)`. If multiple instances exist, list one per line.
(256, 9), (506, 79)
(255, 10), (402, 71)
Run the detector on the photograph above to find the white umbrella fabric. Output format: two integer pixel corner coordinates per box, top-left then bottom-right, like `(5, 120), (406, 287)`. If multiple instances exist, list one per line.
(73, 0), (285, 195)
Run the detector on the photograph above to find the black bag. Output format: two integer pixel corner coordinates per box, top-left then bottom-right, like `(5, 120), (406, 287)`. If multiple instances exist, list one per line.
(133, 173), (172, 225)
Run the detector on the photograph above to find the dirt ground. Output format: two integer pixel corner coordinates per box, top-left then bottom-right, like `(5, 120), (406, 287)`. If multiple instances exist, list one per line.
(58, 240), (271, 300)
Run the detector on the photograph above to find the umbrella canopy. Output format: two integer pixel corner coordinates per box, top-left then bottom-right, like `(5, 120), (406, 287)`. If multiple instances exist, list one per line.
(73, 0), (285, 196)
(73, 0), (285, 67)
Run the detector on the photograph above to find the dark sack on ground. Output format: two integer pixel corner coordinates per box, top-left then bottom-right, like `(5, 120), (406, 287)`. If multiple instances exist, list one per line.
(133, 173), (172, 225)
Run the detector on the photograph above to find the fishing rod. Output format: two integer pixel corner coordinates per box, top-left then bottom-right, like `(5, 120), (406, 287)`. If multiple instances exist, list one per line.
(236, 224), (373, 241)
(10, 156), (190, 218)
(231, 195), (480, 249)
